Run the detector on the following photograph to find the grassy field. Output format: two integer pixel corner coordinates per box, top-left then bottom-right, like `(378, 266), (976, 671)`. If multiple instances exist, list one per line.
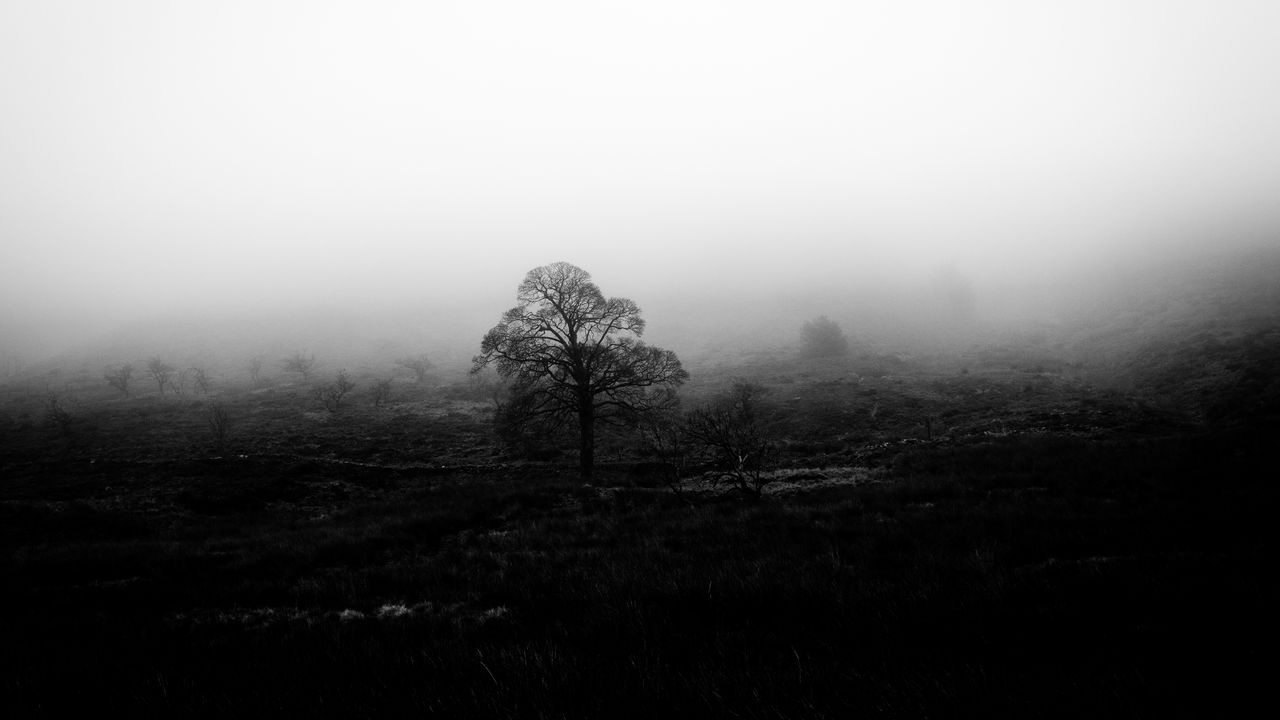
(2, 336), (1274, 717)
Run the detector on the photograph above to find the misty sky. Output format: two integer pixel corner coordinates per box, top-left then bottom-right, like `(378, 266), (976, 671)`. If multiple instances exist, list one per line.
(4, 0), (1280, 336)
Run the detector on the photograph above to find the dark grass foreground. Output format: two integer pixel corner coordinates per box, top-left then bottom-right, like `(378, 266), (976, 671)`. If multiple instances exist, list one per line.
(2, 428), (1273, 717)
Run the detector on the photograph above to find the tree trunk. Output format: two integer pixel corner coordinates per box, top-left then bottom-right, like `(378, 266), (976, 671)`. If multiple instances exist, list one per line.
(578, 395), (595, 482)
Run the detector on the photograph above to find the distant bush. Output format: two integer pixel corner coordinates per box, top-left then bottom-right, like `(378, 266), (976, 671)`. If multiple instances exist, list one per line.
(800, 316), (849, 358)
(282, 352), (316, 383)
(395, 354), (433, 383)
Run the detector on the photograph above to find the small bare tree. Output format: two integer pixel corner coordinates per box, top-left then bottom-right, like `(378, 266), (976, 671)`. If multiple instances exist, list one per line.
(370, 378), (393, 408)
(208, 403), (230, 445)
(316, 370), (355, 412)
(395, 354), (432, 383)
(104, 363), (134, 396)
(44, 391), (74, 436)
(282, 352), (316, 383)
(146, 357), (176, 395)
(684, 382), (776, 500)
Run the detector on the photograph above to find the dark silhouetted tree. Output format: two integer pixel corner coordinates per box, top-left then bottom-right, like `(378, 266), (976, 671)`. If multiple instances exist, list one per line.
(208, 403), (230, 446)
(473, 262), (688, 481)
(800, 315), (849, 358)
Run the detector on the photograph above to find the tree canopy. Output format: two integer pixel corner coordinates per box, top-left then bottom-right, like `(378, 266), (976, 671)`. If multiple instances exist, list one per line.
(473, 262), (688, 480)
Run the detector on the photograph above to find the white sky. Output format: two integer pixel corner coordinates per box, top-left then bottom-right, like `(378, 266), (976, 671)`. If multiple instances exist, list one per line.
(3, 0), (1280, 332)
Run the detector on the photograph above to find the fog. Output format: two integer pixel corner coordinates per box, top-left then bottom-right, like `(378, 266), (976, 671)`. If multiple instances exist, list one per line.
(3, 1), (1280, 362)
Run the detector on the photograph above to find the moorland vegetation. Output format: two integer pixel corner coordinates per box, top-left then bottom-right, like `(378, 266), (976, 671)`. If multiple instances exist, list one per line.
(1, 253), (1276, 715)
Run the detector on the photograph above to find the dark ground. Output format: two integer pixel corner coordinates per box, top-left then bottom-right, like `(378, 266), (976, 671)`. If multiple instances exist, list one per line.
(2, 323), (1276, 718)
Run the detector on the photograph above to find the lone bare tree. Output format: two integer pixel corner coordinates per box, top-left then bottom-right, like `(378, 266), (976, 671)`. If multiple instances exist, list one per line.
(473, 262), (688, 481)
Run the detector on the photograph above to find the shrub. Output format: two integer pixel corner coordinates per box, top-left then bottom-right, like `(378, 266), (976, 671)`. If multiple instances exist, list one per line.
(800, 316), (849, 358)
(684, 381), (777, 499)
(316, 370), (355, 412)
